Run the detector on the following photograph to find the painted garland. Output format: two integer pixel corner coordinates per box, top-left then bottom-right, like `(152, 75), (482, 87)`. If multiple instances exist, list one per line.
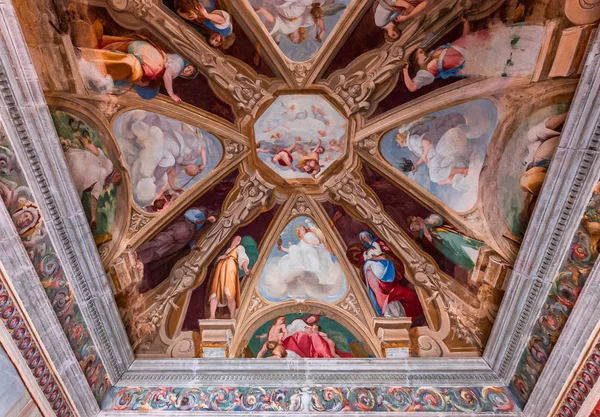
(0, 128), (109, 402)
(0, 283), (75, 416)
(102, 385), (518, 413)
(511, 181), (600, 405)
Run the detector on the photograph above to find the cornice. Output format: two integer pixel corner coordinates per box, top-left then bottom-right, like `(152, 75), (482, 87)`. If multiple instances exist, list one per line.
(121, 357), (498, 387)
(484, 31), (600, 383)
(0, 1), (599, 416)
(0, 276), (75, 417)
(525, 238), (600, 415)
(0, 202), (98, 416)
(100, 385), (521, 414)
(0, 0), (134, 382)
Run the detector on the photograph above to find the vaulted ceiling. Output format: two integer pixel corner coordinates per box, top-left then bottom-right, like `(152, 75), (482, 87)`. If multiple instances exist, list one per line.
(0, 0), (599, 415)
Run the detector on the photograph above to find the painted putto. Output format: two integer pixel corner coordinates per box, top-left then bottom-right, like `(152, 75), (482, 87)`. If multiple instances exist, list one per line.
(249, 0), (350, 61)
(114, 111), (223, 212)
(247, 313), (367, 358)
(10, 0), (597, 372)
(254, 95), (346, 179)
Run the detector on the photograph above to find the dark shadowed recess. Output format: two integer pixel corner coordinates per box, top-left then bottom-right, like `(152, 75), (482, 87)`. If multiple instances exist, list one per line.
(370, 0), (543, 118)
(160, 75), (235, 123)
(321, 7), (383, 78)
(88, 6), (236, 122)
(370, 23), (465, 118)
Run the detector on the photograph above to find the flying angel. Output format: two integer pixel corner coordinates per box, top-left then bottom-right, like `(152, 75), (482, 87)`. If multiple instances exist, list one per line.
(253, 0), (347, 46)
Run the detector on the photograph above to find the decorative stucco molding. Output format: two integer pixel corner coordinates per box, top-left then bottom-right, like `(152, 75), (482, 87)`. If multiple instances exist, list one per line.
(0, 0), (599, 415)
(118, 356), (498, 386)
(130, 174), (275, 353)
(100, 384), (521, 414)
(0, 201), (98, 417)
(484, 30), (600, 384)
(106, 0), (275, 119)
(0, 0), (134, 383)
(324, 169), (498, 355)
(0, 274), (75, 417)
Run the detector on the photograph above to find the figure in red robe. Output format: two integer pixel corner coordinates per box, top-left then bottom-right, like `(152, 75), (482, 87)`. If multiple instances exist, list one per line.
(281, 315), (354, 358)
(347, 231), (424, 322)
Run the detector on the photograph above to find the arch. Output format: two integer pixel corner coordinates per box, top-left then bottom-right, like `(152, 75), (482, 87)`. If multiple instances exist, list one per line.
(479, 80), (578, 258)
(232, 299), (381, 358)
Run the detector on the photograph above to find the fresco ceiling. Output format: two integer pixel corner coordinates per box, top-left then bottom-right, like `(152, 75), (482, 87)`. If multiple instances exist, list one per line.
(8, 0), (599, 367)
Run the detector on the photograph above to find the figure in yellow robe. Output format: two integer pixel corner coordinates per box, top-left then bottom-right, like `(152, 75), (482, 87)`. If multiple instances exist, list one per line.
(78, 20), (198, 101)
(207, 236), (252, 319)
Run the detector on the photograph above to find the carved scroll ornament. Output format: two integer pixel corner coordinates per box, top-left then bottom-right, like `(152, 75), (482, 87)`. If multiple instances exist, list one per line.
(325, 171), (497, 353)
(328, 46), (404, 115)
(131, 175), (275, 351)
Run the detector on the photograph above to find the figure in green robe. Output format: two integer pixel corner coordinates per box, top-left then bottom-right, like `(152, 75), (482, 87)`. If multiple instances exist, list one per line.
(408, 213), (485, 270)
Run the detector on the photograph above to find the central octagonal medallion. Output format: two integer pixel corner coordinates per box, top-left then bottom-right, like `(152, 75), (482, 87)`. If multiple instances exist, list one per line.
(253, 94), (348, 181)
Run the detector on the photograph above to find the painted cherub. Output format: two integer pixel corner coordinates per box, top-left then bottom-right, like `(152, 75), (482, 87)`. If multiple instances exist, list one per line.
(296, 139), (325, 178)
(256, 316), (288, 358)
(328, 138), (344, 152)
(257, 142), (300, 172)
(11, 197), (46, 259)
(305, 324), (340, 358)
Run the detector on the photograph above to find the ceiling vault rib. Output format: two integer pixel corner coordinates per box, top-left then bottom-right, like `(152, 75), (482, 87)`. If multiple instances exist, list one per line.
(354, 77), (578, 143)
(124, 150), (249, 249)
(355, 149), (506, 257)
(320, 0), (501, 118)
(224, 1), (299, 88)
(225, 0), (374, 88)
(304, 195), (382, 321)
(323, 168), (496, 356)
(129, 172), (276, 353)
(44, 92), (246, 139)
(297, 1), (375, 87)
(0, 0), (598, 414)
(231, 193), (384, 359)
(0, 0), (134, 382)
